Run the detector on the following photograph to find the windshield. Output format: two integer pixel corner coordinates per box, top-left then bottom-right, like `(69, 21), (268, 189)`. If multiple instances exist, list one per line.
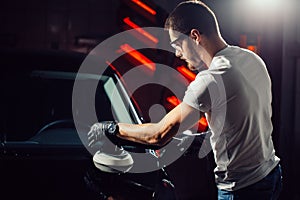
(1, 70), (136, 142)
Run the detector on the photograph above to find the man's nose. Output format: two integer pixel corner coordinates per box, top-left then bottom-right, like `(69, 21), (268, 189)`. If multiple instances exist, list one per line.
(175, 49), (182, 58)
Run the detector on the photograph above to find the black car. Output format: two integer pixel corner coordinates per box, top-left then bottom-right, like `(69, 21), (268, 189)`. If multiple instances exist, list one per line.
(0, 48), (216, 200)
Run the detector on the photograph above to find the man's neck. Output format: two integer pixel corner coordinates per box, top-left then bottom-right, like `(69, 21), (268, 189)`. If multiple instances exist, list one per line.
(203, 35), (228, 66)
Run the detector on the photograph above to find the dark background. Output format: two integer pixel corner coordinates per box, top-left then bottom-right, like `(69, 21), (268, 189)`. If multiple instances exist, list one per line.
(1, 0), (299, 199)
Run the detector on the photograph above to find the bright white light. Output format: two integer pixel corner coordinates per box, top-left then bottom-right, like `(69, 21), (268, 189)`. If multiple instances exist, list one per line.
(233, 0), (283, 32)
(250, 0), (282, 9)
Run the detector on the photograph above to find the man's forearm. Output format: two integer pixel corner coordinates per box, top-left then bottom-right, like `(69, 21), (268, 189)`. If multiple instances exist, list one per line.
(116, 103), (200, 146)
(117, 120), (179, 146)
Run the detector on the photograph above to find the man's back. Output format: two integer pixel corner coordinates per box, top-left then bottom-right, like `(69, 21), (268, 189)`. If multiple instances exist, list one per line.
(183, 46), (280, 191)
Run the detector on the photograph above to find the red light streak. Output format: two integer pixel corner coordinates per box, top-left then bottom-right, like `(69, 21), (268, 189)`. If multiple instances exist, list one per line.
(123, 17), (158, 44)
(177, 65), (196, 81)
(247, 45), (257, 52)
(199, 116), (208, 127)
(106, 61), (123, 79)
(120, 43), (156, 71)
(166, 96), (181, 106)
(131, 0), (156, 16)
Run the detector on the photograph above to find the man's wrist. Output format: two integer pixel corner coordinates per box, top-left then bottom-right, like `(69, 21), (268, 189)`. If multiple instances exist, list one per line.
(105, 121), (119, 136)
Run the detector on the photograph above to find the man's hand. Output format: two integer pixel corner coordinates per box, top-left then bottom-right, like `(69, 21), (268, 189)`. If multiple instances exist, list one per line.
(87, 121), (119, 147)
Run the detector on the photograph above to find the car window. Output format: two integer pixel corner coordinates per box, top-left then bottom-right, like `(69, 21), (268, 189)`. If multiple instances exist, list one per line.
(2, 70), (136, 143)
(103, 77), (133, 123)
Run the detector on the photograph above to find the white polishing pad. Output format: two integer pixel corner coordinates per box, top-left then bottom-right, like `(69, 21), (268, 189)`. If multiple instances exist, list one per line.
(93, 150), (134, 173)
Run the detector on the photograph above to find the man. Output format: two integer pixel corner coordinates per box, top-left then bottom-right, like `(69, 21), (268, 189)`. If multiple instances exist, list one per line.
(88, 1), (282, 199)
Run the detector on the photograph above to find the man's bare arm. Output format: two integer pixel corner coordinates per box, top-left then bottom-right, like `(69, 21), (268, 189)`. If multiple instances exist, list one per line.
(117, 102), (201, 146)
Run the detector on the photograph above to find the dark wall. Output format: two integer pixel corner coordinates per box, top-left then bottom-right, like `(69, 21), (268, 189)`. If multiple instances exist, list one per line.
(0, 0), (119, 52)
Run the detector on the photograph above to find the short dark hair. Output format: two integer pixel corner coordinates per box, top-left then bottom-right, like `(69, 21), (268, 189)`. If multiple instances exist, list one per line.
(164, 1), (220, 37)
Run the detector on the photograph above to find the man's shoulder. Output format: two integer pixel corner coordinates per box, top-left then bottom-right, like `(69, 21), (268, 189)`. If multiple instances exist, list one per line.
(215, 45), (251, 57)
(211, 45), (261, 70)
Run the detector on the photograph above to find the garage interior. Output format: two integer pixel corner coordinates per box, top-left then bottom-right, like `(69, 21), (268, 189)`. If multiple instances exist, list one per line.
(1, 0), (300, 199)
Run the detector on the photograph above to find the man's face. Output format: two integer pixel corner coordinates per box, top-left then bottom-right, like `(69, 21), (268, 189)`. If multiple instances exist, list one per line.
(169, 29), (208, 72)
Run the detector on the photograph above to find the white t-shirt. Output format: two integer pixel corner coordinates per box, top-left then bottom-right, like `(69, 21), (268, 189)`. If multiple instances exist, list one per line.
(183, 46), (280, 191)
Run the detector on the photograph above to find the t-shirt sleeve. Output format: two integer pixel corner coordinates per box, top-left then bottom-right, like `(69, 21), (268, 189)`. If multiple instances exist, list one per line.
(183, 73), (213, 113)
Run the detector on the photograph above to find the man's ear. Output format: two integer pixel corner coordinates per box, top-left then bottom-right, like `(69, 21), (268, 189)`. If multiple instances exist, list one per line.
(190, 29), (202, 44)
